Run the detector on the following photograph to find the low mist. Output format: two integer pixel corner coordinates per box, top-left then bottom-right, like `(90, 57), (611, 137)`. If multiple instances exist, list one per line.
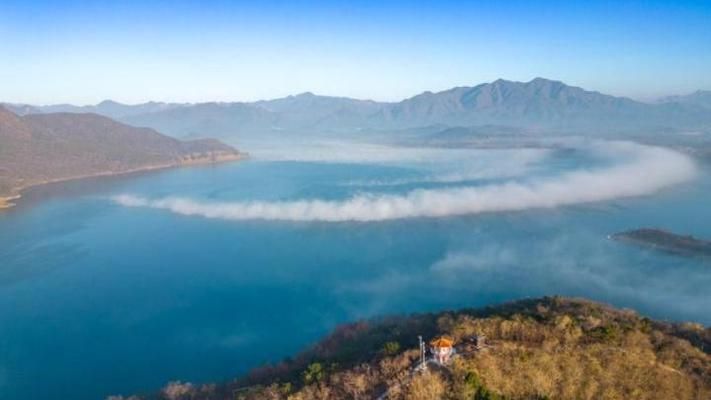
(112, 141), (697, 222)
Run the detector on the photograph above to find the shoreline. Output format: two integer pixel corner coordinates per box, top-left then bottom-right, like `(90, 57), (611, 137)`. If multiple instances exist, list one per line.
(0, 194), (21, 209)
(0, 152), (247, 210)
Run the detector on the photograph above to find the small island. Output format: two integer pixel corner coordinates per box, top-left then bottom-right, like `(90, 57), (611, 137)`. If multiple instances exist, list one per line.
(611, 228), (711, 259)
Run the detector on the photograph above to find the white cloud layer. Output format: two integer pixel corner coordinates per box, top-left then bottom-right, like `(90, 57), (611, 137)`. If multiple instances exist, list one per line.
(342, 148), (550, 186)
(113, 142), (697, 222)
(246, 138), (548, 166)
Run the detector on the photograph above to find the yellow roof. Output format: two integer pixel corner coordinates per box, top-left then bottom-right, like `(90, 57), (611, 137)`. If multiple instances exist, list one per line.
(429, 336), (454, 348)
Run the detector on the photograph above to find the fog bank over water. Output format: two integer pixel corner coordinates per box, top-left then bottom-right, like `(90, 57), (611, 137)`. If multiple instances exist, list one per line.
(236, 137), (546, 164)
(2, 137), (710, 400)
(113, 141), (697, 222)
(428, 237), (711, 321)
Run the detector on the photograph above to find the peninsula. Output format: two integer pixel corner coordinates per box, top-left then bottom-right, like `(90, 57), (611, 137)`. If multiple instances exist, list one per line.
(0, 106), (244, 209)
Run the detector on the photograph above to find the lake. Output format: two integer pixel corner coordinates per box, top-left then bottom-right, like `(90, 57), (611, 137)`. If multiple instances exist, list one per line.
(1, 140), (710, 399)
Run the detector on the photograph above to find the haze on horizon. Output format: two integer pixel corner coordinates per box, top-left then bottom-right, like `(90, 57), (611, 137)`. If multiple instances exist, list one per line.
(2, 0), (711, 105)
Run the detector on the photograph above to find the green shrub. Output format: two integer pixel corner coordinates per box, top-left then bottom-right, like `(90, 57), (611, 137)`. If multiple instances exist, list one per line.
(465, 372), (507, 400)
(588, 325), (621, 342)
(382, 341), (401, 356)
(302, 362), (325, 384)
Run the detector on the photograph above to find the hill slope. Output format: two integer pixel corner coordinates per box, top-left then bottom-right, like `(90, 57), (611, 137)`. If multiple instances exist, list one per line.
(119, 297), (710, 400)
(0, 106), (243, 207)
(659, 90), (711, 110)
(121, 102), (279, 138)
(373, 78), (656, 130)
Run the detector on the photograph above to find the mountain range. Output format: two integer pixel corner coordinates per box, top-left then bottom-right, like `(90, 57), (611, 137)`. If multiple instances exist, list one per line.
(5, 78), (711, 139)
(658, 90), (711, 110)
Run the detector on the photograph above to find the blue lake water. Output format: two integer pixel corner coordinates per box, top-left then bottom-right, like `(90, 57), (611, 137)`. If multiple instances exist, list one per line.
(0, 142), (710, 399)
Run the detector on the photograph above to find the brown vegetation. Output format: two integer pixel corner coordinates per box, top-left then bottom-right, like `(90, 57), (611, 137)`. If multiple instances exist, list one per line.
(114, 297), (710, 400)
(0, 106), (243, 207)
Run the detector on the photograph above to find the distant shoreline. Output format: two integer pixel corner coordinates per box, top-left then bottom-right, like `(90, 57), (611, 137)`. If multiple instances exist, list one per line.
(0, 152), (247, 210)
(0, 195), (21, 209)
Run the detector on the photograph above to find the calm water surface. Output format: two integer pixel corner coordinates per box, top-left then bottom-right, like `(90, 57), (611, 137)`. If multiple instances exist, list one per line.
(1, 144), (710, 399)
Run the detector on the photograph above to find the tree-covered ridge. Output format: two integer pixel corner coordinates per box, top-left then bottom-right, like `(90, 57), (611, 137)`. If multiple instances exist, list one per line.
(121, 297), (711, 400)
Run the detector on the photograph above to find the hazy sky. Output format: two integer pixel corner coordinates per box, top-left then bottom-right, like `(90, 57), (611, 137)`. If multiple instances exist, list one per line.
(2, 0), (710, 105)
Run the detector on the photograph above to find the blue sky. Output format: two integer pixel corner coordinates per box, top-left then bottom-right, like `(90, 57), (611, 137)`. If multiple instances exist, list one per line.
(1, 0), (710, 104)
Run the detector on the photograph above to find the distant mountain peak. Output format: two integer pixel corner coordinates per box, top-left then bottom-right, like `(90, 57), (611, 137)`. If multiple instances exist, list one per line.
(98, 99), (122, 106)
(294, 91), (316, 98)
(658, 89), (711, 109)
(528, 77), (559, 84)
(687, 89), (711, 98)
